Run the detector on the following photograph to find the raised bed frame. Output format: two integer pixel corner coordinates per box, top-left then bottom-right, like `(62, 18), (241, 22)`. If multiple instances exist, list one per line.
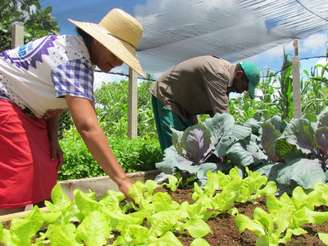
(0, 170), (160, 222)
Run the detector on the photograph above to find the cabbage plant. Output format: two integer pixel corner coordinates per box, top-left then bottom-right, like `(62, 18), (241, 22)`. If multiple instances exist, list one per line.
(260, 107), (328, 190)
(156, 107), (328, 191)
(155, 113), (267, 185)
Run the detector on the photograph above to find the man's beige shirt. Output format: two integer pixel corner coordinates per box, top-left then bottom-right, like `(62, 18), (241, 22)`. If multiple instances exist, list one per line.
(150, 55), (236, 121)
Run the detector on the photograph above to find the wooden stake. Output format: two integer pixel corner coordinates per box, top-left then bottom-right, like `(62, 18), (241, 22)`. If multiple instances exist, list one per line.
(292, 39), (302, 118)
(11, 22), (24, 48)
(128, 68), (138, 138)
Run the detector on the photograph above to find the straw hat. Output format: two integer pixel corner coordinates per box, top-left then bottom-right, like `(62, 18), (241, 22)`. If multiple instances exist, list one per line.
(69, 8), (145, 77)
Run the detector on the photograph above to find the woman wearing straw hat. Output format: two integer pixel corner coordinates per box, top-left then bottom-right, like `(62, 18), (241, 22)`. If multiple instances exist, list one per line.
(0, 8), (145, 214)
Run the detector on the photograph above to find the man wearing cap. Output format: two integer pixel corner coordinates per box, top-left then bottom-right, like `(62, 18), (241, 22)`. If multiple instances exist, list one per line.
(0, 8), (144, 214)
(151, 55), (260, 151)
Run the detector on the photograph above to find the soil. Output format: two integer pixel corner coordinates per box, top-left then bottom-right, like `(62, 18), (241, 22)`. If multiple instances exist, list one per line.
(168, 188), (328, 246)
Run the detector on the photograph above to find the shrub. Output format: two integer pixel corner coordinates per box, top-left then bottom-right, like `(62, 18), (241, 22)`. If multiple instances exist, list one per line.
(58, 127), (162, 180)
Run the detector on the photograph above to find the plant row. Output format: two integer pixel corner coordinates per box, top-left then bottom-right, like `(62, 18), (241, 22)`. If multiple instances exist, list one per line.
(4, 168), (328, 245)
(156, 106), (328, 192)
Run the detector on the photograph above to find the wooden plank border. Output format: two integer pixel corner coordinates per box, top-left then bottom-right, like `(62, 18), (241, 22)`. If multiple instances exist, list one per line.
(59, 170), (160, 199)
(0, 170), (160, 222)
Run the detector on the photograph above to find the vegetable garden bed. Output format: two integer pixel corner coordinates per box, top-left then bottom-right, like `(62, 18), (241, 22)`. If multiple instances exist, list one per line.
(2, 168), (328, 246)
(59, 170), (160, 199)
(2, 105), (328, 245)
(0, 170), (160, 223)
(170, 189), (328, 245)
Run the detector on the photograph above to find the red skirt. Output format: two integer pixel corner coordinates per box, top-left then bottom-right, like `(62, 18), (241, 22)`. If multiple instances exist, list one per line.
(0, 99), (59, 209)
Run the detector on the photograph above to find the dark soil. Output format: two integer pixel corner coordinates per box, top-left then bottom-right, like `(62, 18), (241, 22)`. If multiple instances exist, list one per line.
(168, 189), (328, 246)
(2, 221), (10, 230)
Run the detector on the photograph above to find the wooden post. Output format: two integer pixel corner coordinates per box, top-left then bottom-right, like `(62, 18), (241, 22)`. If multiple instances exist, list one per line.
(326, 41), (328, 63)
(292, 39), (302, 118)
(128, 68), (138, 138)
(11, 22), (24, 48)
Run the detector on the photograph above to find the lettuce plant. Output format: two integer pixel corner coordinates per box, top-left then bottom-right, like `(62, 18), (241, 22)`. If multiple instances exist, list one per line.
(235, 184), (328, 246)
(319, 233), (328, 245)
(0, 168), (279, 246)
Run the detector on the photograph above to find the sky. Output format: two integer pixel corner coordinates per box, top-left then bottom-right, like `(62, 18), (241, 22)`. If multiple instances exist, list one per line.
(40, 0), (328, 88)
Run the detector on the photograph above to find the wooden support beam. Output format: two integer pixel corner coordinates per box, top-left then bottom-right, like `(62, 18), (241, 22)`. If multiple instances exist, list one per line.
(128, 68), (138, 138)
(292, 39), (302, 118)
(11, 22), (24, 48)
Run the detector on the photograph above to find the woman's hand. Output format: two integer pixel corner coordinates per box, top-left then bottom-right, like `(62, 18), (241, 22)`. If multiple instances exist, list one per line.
(117, 177), (133, 197)
(50, 139), (64, 168)
(43, 109), (65, 120)
(45, 109), (64, 169)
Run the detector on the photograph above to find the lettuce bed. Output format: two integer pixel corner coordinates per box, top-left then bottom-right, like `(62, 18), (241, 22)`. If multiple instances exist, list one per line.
(2, 169), (328, 245)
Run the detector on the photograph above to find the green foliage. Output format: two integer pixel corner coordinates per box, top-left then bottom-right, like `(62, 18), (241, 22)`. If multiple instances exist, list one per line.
(5, 206), (44, 246)
(229, 59), (328, 125)
(109, 135), (162, 172)
(95, 80), (156, 137)
(235, 184), (328, 245)
(58, 111), (73, 139)
(263, 106), (328, 162)
(4, 168), (328, 246)
(277, 52), (294, 120)
(157, 106), (328, 191)
(229, 96), (263, 123)
(58, 127), (162, 180)
(156, 112), (267, 186)
(319, 232), (328, 245)
(59, 79), (157, 138)
(1, 168), (277, 245)
(229, 71), (280, 123)
(302, 62), (328, 120)
(259, 107), (328, 191)
(0, 0), (59, 50)
(58, 58), (328, 183)
(58, 128), (102, 180)
(261, 116), (285, 161)
(58, 80), (160, 179)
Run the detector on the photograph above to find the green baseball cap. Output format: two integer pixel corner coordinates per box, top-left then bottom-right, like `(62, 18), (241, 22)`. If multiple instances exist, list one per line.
(240, 61), (260, 99)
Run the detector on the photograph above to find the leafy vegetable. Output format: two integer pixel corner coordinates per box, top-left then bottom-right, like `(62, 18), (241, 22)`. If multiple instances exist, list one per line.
(155, 112), (266, 185)
(3, 167), (328, 245)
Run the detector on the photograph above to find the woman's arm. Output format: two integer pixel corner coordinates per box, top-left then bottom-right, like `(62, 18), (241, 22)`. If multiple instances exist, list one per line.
(64, 95), (132, 196)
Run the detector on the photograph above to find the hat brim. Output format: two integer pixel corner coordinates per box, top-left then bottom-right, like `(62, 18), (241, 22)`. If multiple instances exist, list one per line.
(69, 19), (145, 77)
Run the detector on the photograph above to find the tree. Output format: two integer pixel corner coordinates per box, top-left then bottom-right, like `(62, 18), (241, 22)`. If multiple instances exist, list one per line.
(0, 0), (59, 50)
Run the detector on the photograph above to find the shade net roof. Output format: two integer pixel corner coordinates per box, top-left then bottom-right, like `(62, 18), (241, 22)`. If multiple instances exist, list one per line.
(135, 0), (328, 73)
